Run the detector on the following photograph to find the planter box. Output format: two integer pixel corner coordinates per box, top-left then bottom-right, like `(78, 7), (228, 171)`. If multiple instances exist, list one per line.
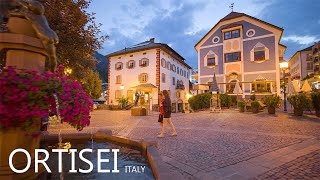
(131, 107), (147, 116)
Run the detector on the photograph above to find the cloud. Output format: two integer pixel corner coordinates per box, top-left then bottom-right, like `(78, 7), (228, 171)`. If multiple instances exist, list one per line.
(282, 35), (319, 45)
(184, 0), (273, 35)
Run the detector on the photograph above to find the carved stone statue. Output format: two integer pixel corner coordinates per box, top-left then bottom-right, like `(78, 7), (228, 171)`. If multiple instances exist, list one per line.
(10, 0), (59, 71)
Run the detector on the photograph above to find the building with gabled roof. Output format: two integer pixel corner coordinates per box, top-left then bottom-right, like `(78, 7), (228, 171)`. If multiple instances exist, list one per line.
(194, 11), (286, 97)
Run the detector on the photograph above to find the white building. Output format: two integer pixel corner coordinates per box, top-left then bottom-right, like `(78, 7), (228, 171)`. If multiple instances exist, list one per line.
(289, 46), (313, 80)
(106, 38), (192, 112)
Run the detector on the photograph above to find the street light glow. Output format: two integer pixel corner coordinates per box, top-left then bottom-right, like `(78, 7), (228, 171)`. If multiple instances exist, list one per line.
(280, 61), (289, 69)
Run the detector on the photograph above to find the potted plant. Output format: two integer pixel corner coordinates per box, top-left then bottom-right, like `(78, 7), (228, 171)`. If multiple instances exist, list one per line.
(0, 66), (93, 174)
(237, 101), (245, 112)
(265, 95), (281, 114)
(251, 101), (260, 113)
(311, 92), (320, 117)
(288, 93), (311, 116)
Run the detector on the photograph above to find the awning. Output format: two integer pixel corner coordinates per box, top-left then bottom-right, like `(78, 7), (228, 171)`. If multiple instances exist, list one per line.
(131, 83), (158, 91)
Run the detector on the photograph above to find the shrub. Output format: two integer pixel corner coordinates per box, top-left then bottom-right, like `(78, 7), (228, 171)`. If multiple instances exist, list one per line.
(188, 93), (211, 111)
(230, 96), (237, 106)
(288, 93), (311, 110)
(220, 93), (232, 108)
(311, 92), (320, 111)
(265, 95), (281, 108)
(237, 101), (245, 108)
(251, 101), (260, 108)
(250, 94), (256, 101)
(116, 97), (129, 110)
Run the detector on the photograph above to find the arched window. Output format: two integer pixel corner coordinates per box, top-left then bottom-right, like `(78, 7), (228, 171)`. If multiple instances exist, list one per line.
(166, 62), (171, 70)
(172, 64), (176, 72)
(161, 58), (166, 68)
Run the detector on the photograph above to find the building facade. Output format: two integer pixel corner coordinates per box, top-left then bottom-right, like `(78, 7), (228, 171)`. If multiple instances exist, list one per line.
(312, 41), (320, 74)
(194, 12), (285, 97)
(106, 38), (192, 112)
(289, 46), (313, 80)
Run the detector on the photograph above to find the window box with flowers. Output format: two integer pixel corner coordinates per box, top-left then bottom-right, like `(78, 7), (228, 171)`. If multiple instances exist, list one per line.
(0, 66), (93, 175)
(139, 58), (149, 67)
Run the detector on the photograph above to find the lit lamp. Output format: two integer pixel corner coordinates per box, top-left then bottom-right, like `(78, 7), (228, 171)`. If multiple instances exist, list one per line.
(64, 67), (72, 75)
(280, 61), (289, 112)
(120, 85), (124, 90)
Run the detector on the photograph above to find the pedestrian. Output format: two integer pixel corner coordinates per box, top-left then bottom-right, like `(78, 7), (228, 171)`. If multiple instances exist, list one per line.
(158, 92), (164, 123)
(158, 90), (177, 138)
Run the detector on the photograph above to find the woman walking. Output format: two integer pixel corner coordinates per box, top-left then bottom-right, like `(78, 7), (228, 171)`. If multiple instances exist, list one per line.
(158, 90), (177, 138)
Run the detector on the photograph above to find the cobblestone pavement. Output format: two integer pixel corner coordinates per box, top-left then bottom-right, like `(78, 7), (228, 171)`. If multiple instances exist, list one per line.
(255, 150), (320, 180)
(48, 109), (320, 179)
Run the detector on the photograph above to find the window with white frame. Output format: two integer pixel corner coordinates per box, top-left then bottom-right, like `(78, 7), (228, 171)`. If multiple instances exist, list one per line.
(204, 50), (218, 67)
(116, 75), (122, 84)
(251, 42), (269, 62)
(224, 29), (240, 40)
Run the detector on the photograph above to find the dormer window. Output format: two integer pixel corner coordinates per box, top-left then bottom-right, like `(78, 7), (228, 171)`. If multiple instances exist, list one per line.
(224, 29), (240, 40)
(115, 62), (123, 70)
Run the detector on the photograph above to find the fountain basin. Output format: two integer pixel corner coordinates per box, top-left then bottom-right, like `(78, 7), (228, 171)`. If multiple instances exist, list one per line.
(40, 130), (182, 180)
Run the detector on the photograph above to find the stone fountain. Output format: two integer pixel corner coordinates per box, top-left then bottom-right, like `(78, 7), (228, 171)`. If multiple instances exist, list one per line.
(0, 0), (58, 72)
(0, 0), (58, 179)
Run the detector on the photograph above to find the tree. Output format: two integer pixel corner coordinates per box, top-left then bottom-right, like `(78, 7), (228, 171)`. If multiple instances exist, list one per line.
(38, 0), (107, 98)
(81, 70), (102, 99)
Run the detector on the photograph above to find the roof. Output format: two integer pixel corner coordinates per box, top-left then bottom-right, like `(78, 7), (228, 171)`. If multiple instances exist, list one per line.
(289, 45), (313, 61)
(195, 11), (284, 48)
(106, 39), (192, 69)
(299, 45), (313, 52)
(132, 83), (158, 89)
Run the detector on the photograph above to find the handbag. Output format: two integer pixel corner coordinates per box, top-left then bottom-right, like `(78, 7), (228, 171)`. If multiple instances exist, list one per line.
(158, 114), (163, 123)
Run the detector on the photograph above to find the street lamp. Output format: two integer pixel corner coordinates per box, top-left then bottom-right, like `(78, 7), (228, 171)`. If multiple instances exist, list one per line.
(280, 61), (289, 112)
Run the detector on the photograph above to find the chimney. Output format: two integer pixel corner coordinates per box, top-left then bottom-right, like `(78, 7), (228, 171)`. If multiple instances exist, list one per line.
(149, 38), (155, 43)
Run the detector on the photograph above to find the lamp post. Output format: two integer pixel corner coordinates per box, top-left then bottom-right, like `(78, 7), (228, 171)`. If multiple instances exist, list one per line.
(280, 61), (289, 112)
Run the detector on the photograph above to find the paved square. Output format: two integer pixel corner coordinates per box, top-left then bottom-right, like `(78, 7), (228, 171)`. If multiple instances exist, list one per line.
(49, 110), (320, 179)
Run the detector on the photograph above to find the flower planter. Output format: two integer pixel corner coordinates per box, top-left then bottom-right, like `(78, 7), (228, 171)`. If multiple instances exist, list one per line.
(239, 106), (245, 112)
(252, 107), (259, 113)
(315, 110), (320, 117)
(293, 108), (303, 116)
(268, 107), (276, 114)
